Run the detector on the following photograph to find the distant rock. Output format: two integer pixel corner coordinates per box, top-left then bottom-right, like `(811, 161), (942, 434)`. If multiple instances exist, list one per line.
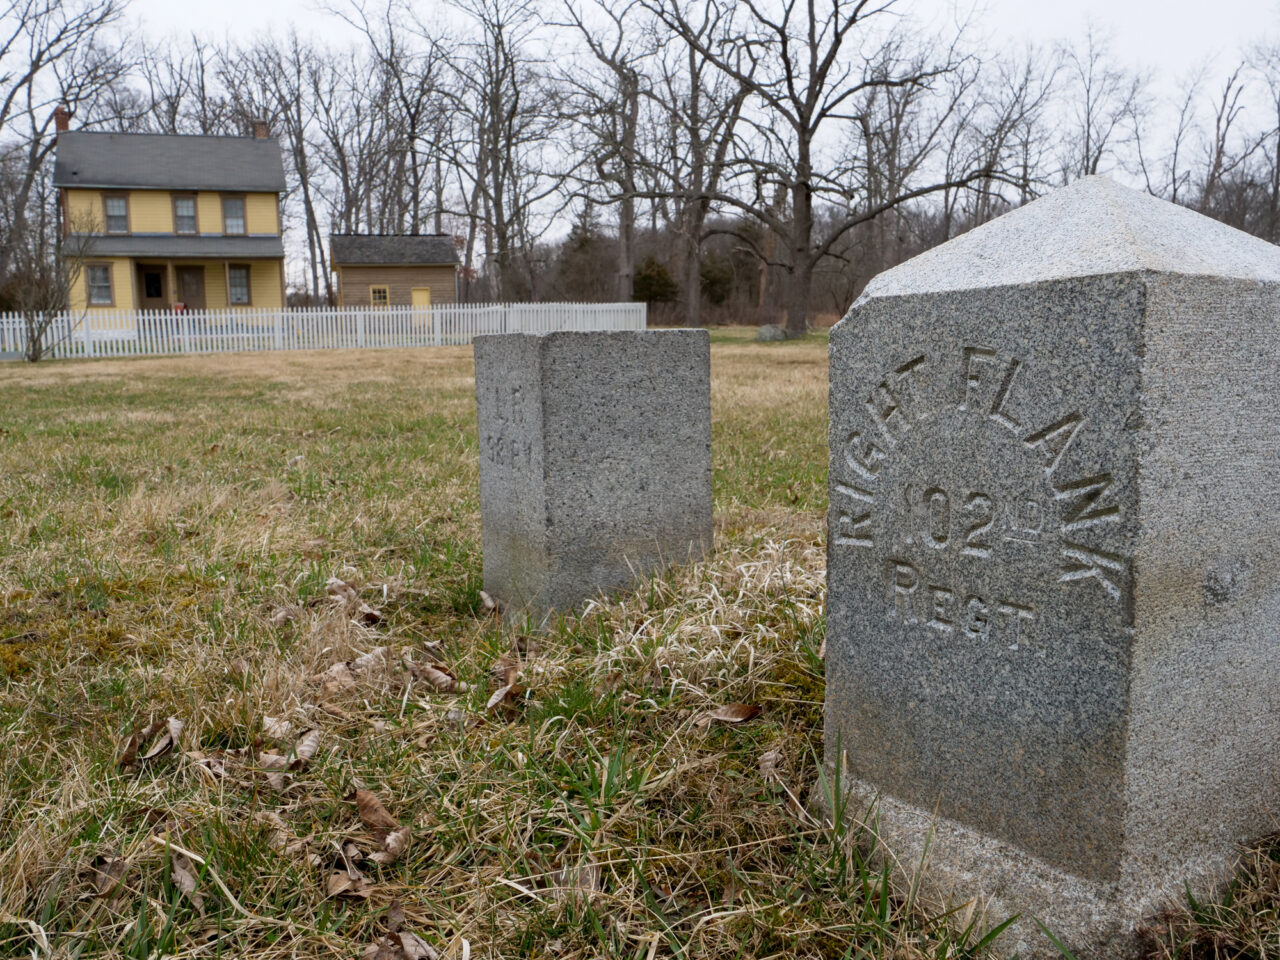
(755, 324), (786, 342)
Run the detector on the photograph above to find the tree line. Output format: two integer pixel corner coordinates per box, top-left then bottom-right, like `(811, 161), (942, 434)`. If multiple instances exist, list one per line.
(3, 0), (1280, 335)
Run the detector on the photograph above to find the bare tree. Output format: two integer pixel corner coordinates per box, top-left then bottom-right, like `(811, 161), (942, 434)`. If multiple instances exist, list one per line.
(448, 0), (572, 300)
(1058, 26), (1148, 179)
(1195, 65), (1265, 217)
(330, 0), (453, 235)
(643, 0), (751, 325)
(9, 190), (93, 361)
(644, 0), (1003, 335)
(1251, 43), (1280, 242)
(226, 35), (334, 301)
(557, 0), (652, 301)
(0, 0), (129, 286)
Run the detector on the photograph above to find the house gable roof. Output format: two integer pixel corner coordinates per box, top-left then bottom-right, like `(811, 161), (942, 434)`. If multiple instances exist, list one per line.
(53, 131), (287, 193)
(330, 234), (460, 267)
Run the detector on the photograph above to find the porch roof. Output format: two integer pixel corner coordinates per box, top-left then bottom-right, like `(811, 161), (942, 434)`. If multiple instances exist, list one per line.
(71, 235), (285, 259)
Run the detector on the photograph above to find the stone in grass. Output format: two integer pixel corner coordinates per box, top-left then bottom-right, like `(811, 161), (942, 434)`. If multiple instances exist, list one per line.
(475, 329), (712, 620)
(755, 323), (787, 342)
(823, 176), (1280, 957)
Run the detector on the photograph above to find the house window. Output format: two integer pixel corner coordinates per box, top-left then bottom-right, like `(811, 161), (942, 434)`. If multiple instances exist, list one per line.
(228, 265), (251, 305)
(173, 194), (197, 234)
(143, 271), (163, 299)
(370, 285), (389, 306)
(103, 195), (128, 234)
(222, 196), (246, 235)
(86, 264), (113, 305)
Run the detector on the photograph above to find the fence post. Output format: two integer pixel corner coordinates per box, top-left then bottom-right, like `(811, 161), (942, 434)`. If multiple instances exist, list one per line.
(83, 312), (95, 358)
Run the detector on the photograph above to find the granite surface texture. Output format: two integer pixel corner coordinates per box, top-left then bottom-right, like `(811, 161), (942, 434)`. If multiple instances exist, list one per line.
(826, 176), (1280, 957)
(475, 329), (712, 618)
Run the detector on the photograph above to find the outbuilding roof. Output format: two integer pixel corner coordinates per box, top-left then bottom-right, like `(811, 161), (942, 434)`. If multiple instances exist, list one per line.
(53, 131), (287, 193)
(330, 234), (460, 266)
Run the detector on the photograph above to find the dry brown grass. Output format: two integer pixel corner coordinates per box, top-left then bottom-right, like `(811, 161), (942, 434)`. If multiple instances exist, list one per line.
(0, 328), (1274, 959)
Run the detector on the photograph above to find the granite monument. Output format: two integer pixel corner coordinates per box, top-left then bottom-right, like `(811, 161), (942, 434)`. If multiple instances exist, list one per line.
(825, 176), (1280, 956)
(475, 329), (712, 619)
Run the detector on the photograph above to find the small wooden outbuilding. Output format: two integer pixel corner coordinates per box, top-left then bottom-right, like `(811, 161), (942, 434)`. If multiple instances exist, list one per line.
(330, 234), (460, 307)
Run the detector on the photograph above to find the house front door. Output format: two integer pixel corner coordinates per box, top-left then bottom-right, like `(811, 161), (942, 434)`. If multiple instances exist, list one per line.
(137, 265), (167, 309)
(176, 266), (206, 310)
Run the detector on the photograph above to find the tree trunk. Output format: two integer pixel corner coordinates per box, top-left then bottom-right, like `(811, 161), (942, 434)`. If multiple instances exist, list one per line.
(617, 190), (635, 301)
(682, 220), (701, 327)
(784, 175), (812, 338)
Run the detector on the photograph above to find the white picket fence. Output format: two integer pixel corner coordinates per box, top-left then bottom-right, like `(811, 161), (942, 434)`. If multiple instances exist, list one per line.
(0, 301), (647, 360)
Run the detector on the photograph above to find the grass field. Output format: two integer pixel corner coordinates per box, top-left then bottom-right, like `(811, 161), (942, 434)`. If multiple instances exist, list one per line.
(0, 328), (1274, 959)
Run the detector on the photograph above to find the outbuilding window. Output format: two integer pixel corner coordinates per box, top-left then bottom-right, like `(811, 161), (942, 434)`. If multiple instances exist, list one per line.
(87, 264), (113, 305)
(370, 285), (389, 306)
(228, 264), (251, 305)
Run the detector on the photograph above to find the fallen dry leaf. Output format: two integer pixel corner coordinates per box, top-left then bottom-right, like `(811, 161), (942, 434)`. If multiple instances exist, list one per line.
(387, 899), (405, 933)
(759, 748), (783, 780)
(352, 647), (388, 672)
(121, 717), (184, 768)
(485, 681), (522, 714)
(327, 579), (383, 624)
(118, 718), (162, 768)
(697, 704), (761, 726)
(486, 658), (523, 716)
(326, 870), (374, 899)
(368, 825), (411, 865)
(262, 716), (293, 739)
(354, 602), (383, 624)
(254, 750), (293, 792)
(404, 654), (466, 693)
(88, 854), (129, 905)
(326, 577), (359, 604)
(117, 735), (141, 769)
(253, 811), (291, 850)
(363, 932), (440, 960)
(478, 589), (497, 612)
(258, 751), (288, 771)
(170, 850), (205, 913)
(491, 653), (520, 685)
(352, 789), (400, 837)
(292, 728), (322, 768)
(552, 854), (601, 902)
(268, 605), (297, 628)
(139, 718), (184, 762)
(513, 635), (538, 655)
(318, 661), (358, 696)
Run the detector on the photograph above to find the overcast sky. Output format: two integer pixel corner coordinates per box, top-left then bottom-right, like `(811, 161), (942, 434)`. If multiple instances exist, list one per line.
(131, 0), (1280, 82)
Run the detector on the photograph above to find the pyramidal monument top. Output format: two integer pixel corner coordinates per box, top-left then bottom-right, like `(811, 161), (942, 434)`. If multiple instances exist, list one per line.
(859, 175), (1280, 301)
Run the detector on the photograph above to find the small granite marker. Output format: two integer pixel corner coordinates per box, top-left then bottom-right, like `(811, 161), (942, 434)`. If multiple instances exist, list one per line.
(475, 329), (712, 619)
(825, 176), (1280, 956)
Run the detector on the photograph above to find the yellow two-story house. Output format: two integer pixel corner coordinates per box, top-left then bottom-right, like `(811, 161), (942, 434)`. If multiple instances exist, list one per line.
(54, 124), (287, 313)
